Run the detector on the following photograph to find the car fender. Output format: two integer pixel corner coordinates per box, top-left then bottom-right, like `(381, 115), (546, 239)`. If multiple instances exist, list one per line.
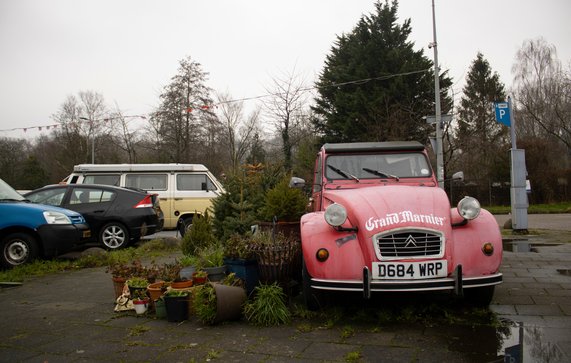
(301, 212), (366, 280)
(450, 208), (503, 276)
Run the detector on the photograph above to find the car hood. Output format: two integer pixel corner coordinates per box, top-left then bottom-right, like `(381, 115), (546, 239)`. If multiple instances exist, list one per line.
(322, 184), (452, 236)
(4, 200), (83, 217)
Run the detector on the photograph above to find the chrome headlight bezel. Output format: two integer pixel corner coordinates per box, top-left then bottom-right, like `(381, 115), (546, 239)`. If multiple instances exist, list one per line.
(324, 203), (348, 227)
(457, 196), (481, 220)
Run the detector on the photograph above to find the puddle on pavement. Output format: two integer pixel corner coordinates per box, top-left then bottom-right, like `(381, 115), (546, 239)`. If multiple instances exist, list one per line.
(503, 240), (533, 252)
(446, 320), (565, 362)
(502, 239), (562, 252)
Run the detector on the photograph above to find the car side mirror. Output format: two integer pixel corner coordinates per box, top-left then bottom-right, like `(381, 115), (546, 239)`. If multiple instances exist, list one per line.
(289, 177), (305, 189)
(451, 171), (464, 182)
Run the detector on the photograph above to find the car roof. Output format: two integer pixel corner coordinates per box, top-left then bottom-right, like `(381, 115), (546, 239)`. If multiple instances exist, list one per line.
(28, 184), (147, 195)
(322, 141), (425, 153)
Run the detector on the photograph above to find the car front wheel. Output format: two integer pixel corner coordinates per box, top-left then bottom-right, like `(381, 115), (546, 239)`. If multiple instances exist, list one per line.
(100, 222), (129, 250)
(1, 232), (39, 268)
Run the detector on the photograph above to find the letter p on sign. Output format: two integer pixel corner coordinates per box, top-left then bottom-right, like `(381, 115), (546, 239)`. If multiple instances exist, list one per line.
(494, 102), (510, 127)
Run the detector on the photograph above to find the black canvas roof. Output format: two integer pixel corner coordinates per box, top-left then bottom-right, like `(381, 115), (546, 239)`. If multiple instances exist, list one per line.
(322, 141), (425, 153)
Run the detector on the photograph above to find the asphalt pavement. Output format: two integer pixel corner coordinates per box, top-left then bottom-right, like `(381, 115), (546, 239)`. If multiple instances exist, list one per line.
(0, 214), (569, 362)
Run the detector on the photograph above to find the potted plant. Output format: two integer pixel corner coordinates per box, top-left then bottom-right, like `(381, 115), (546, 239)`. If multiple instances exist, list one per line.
(250, 230), (300, 288)
(223, 233), (260, 295)
(163, 290), (190, 322)
(193, 282), (246, 325)
(197, 244), (226, 282)
(131, 288), (150, 315)
(106, 260), (148, 300)
(192, 270), (208, 285)
(179, 255), (199, 280)
(127, 277), (149, 298)
(244, 283), (290, 326)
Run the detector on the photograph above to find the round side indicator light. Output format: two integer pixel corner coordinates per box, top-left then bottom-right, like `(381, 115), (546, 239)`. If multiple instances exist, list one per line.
(482, 243), (494, 256)
(316, 248), (329, 262)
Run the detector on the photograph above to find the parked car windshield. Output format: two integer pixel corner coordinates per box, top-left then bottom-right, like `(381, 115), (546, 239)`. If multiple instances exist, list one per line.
(325, 153), (432, 180)
(0, 178), (27, 201)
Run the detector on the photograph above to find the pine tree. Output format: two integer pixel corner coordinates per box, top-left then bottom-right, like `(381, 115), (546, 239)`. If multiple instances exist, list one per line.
(312, 0), (452, 143)
(455, 52), (509, 183)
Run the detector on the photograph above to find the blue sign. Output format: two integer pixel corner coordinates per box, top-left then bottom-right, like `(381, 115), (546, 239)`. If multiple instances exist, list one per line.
(494, 102), (511, 127)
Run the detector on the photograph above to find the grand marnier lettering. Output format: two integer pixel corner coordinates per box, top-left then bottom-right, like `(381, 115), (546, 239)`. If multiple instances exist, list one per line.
(365, 210), (446, 231)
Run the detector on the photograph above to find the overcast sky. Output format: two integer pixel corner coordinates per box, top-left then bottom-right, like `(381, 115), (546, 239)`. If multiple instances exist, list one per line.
(0, 0), (569, 138)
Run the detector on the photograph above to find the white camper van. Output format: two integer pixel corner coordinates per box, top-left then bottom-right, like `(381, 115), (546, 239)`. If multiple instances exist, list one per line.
(63, 164), (224, 235)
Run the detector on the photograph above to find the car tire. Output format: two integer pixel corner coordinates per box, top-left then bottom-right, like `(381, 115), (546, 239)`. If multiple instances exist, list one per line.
(178, 216), (193, 237)
(1, 232), (39, 268)
(100, 222), (130, 250)
(464, 285), (495, 307)
(302, 258), (323, 311)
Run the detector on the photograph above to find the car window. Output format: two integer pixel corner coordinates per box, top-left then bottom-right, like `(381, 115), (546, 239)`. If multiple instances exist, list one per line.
(70, 188), (115, 205)
(325, 153), (431, 180)
(177, 174), (216, 191)
(26, 189), (66, 206)
(83, 174), (121, 186)
(125, 174), (167, 191)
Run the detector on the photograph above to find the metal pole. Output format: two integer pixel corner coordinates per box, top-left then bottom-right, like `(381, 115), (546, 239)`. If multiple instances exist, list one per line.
(431, 0), (444, 189)
(92, 129), (95, 164)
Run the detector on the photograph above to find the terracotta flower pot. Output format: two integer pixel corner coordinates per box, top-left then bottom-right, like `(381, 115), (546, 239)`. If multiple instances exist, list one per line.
(112, 276), (127, 300)
(171, 279), (193, 289)
(147, 281), (166, 301)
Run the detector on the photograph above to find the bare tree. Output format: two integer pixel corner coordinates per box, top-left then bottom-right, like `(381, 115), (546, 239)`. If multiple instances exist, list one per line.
(512, 38), (571, 150)
(51, 90), (108, 167)
(263, 69), (310, 171)
(216, 92), (261, 172)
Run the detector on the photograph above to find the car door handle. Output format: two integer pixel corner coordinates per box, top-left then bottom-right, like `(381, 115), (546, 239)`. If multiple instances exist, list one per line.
(92, 210), (105, 213)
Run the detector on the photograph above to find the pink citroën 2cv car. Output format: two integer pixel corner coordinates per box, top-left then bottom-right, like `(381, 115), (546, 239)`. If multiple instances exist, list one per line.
(293, 141), (503, 309)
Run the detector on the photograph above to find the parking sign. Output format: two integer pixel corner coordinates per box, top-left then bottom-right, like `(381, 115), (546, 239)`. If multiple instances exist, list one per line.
(494, 102), (510, 126)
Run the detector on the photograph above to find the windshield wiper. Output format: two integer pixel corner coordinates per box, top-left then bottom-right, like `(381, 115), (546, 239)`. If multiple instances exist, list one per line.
(327, 165), (360, 182)
(363, 167), (400, 181)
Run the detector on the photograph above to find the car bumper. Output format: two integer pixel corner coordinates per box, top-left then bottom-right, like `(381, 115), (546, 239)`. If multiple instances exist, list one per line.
(37, 223), (91, 257)
(309, 265), (502, 296)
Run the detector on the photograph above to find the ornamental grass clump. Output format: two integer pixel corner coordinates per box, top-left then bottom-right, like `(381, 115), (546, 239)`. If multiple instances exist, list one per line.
(244, 283), (290, 326)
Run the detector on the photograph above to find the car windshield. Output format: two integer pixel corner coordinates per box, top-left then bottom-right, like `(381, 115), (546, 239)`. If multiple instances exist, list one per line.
(0, 178), (27, 201)
(325, 153), (432, 181)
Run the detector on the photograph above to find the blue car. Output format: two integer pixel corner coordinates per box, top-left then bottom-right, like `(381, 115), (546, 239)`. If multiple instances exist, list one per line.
(0, 178), (90, 268)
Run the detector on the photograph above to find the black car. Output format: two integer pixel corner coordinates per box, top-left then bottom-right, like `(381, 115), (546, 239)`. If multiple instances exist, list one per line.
(25, 184), (163, 250)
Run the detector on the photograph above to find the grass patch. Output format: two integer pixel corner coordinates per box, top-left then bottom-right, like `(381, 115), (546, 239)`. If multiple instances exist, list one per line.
(345, 350), (362, 362)
(128, 324), (151, 336)
(486, 202), (571, 214)
(0, 238), (179, 283)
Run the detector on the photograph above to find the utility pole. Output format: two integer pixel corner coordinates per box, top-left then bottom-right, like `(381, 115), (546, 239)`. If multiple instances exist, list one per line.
(431, 0), (444, 189)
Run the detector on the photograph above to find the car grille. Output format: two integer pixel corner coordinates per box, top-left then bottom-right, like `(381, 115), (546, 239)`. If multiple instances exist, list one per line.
(69, 215), (85, 224)
(374, 230), (443, 259)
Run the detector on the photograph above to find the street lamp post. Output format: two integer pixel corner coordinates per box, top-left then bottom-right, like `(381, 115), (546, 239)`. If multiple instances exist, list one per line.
(79, 117), (95, 164)
(431, 0), (444, 189)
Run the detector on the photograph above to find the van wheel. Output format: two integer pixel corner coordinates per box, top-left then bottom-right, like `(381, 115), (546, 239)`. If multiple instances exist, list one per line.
(1, 232), (39, 268)
(303, 258), (323, 310)
(178, 217), (193, 237)
(100, 222), (129, 250)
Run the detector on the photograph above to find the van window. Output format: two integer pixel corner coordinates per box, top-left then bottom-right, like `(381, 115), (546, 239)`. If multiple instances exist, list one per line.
(177, 174), (216, 191)
(125, 174), (168, 190)
(84, 174), (121, 186)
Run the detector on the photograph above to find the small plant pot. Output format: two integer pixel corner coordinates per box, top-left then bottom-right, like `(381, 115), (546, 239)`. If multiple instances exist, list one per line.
(204, 265), (227, 282)
(192, 272), (207, 285)
(112, 276), (127, 300)
(154, 299), (167, 319)
(164, 295), (189, 322)
(180, 266), (196, 280)
(147, 281), (166, 301)
(171, 280), (193, 289)
(133, 299), (150, 315)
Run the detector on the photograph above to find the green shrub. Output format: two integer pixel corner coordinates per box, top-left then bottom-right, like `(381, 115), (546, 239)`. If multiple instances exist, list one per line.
(261, 178), (307, 222)
(244, 283), (290, 326)
(181, 210), (217, 256)
(193, 283), (217, 325)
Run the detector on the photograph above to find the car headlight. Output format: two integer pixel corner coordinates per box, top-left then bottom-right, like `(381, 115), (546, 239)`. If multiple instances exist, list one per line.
(43, 211), (72, 224)
(324, 203), (347, 227)
(457, 196), (481, 220)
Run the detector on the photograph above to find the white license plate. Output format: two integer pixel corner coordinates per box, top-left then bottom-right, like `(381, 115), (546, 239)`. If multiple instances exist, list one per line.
(372, 261), (448, 280)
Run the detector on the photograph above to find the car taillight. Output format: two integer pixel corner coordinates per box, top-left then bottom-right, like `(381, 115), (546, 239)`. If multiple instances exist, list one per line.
(134, 195), (153, 208)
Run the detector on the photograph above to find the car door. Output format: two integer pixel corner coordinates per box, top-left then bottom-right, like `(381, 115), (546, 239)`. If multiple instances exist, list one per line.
(64, 186), (115, 236)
